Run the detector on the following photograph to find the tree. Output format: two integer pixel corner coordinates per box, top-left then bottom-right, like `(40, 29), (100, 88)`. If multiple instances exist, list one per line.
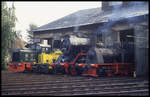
(1, 2), (17, 69)
(26, 23), (38, 43)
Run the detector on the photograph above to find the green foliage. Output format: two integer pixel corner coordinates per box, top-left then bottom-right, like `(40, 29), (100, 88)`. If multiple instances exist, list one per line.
(26, 23), (38, 43)
(1, 2), (17, 70)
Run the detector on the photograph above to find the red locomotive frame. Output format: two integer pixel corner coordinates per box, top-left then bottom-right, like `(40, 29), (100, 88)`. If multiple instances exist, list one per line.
(9, 62), (32, 72)
(81, 63), (134, 77)
(49, 52), (134, 77)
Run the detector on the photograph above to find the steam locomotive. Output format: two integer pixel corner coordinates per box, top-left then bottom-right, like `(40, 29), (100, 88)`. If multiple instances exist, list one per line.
(9, 33), (134, 77)
(49, 33), (134, 77)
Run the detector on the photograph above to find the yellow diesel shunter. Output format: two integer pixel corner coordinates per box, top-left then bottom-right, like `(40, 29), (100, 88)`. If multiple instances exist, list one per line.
(38, 50), (63, 64)
(31, 50), (63, 73)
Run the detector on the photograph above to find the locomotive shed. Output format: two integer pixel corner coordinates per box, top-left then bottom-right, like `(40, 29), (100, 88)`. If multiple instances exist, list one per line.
(1, 70), (149, 96)
(3, 1), (149, 96)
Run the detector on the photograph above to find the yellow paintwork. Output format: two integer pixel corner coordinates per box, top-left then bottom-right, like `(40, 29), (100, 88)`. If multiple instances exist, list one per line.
(38, 50), (63, 64)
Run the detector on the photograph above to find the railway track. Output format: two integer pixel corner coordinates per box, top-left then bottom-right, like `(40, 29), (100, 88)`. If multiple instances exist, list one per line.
(2, 76), (147, 84)
(2, 82), (148, 92)
(2, 79), (148, 88)
(2, 70), (149, 96)
(2, 73), (146, 84)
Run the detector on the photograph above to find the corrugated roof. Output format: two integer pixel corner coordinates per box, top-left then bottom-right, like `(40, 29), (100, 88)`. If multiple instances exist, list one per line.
(33, 2), (148, 32)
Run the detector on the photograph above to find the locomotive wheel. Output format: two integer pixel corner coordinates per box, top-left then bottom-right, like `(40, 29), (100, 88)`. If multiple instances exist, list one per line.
(61, 67), (66, 74)
(97, 66), (107, 77)
(35, 65), (40, 73)
(68, 66), (72, 75)
(51, 67), (56, 74)
(68, 66), (75, 75)
(44, 64), (50, 74)
(44, 65), (50, 74)
(57, 67), (65, 74)
(55, 65), (65, 74)
(23, 64), (28, 73)
(75, 67), (83, 75)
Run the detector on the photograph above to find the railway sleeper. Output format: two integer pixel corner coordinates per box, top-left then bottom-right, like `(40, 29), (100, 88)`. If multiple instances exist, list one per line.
(2, 88), (149, 96)
(2, 78), (148, 86)
(2, 83), (148, 94)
